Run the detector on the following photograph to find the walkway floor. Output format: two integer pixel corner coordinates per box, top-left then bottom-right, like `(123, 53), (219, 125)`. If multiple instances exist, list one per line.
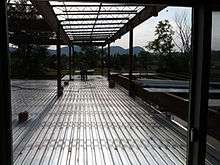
(11, 76), (219, 165)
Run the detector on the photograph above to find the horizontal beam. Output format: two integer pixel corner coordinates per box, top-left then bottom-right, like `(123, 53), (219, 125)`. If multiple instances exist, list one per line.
(67, 34), (111, 38)
(70, 41), (105, 46)
(56, 12), (137, 16)
(62, 17), (129, 22)
(52, 4), (143, 7)
(66, 30), (117, 33)
(64, 27), (121, 30)
(70, 38), (109, 41)
(62, 10), (138, 13)
(69, 35), (111, 38)
(71, 36), (108, 38)
(62, 23), (125, 26)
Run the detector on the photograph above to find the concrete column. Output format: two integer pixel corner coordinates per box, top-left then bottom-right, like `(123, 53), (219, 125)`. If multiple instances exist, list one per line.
(129, 29), (134, 97)
(107, 43), (111, 81)
(56, 23), (62, 97)
(187, 3), (212, 165)
(68, 45), (72, 80)
(0, 0), (13, 164)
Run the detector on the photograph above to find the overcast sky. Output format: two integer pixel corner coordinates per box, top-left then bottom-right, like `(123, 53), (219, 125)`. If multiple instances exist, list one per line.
(212, 12), (220, 50)
(109, 8), (220, 51)
(111, 7), (191, 49)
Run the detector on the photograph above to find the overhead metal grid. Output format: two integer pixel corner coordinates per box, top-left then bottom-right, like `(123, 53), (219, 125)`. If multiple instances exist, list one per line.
(8, 1), (164, 46)
(50, 1), (145, 45)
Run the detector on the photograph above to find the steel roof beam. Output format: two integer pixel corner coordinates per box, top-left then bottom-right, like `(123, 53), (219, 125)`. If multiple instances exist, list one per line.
(72, 38), (107, 41)
(56, 12), (136, 16)
(51, 4), (143, 7)
(69, 35), (111, 38)
(61, 10), (138, 14)
(62, 23), (125, 26)
(63, 10), (136, 13)
(64, 27), (121, 30)
(71, 41), (105, 46)
(66, 30), (117, 33)
(67, 33), (113, 36)
(62, 17), (129, 22)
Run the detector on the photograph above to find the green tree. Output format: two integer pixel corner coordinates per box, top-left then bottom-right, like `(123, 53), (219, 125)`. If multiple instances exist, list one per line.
(146, 20), (175, 72)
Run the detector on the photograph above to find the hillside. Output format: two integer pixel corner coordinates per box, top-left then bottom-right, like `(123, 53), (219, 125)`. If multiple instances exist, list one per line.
(9, 45), (145, 56)
(105, 46), (145, 55)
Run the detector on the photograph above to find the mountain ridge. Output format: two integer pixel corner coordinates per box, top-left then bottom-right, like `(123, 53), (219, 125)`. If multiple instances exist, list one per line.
(9, 46), (145, 55)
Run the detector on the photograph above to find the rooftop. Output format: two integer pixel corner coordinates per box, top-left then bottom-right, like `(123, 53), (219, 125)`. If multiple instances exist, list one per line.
(11, 76), (220, 164)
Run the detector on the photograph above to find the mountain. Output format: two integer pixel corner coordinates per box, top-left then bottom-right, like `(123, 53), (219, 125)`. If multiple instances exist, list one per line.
(47, 46), (81, 55)
(48, 46), (144, 56)
(9, 45), (144, 56)
(105, 46), (145, 55)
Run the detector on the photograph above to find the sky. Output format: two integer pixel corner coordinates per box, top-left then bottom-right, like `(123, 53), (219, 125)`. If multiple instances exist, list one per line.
(109, 8), (220, 51)
(212, 12), (220, 50)
(110, 7), (192, 49)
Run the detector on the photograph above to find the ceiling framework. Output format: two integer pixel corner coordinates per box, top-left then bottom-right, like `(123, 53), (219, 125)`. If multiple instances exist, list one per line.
(8, 1), (166, 46)
(49, 1), (165, 46)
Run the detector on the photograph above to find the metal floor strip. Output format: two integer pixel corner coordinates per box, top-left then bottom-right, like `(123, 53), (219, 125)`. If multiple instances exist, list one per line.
(12, 76), (219, 165)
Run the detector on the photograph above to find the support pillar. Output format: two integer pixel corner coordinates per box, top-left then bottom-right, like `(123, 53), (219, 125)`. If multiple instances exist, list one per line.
(0, 0), (13, 164)
(68, 45), (72, 80)
(72, 45), (75, 79)
(187, 3), (212, 165)
(129, 29), (134, 97)
(57, 23), (62, 97)
(101, 46), (104, 76)
(107, 43), (111, 81)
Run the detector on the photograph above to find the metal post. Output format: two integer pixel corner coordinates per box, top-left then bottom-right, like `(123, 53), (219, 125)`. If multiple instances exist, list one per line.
(107, 43), (111, 81)
(187, 3), (212, 165)
(72, 45), (75, 79)
(129, 29), (134, 97)
(0, 0), (13, 164)
(101, 46), (104, 76)
(68, 45), (72, 80)
(57, 23), (62, 97)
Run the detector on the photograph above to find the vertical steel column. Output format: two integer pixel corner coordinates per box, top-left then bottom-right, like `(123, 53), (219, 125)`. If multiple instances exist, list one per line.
(129, 29), (134, 97)
(0, 0), (13, 164)
(101, 46), (104, 76)
(72, 45), (75, 79)
(187, 4), (212, 165)
(68, 45), (72, 80)
(57, 23), (62, 97)
(107, 43), (111, 81)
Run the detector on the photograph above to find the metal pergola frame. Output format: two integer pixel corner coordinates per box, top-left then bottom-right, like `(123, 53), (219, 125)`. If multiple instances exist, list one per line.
(1, 0), (219, 165)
